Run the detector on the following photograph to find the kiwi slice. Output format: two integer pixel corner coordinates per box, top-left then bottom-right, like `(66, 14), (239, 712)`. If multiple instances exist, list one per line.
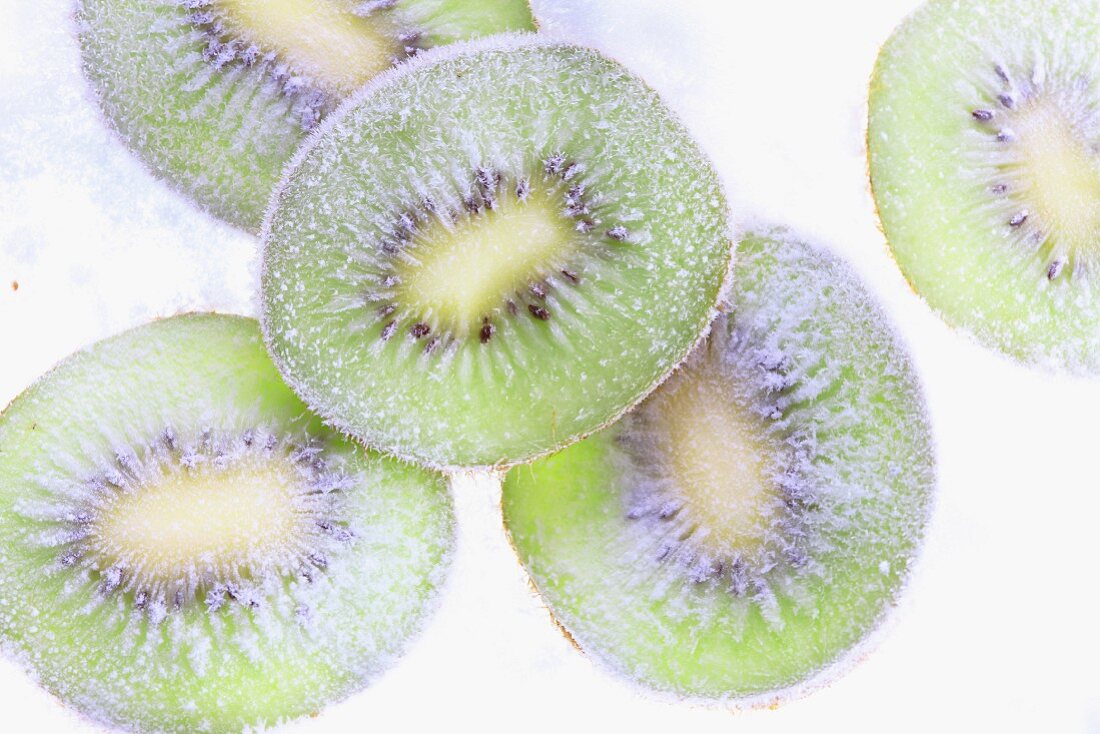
(0, 314), (453, 732)
(261, 36), (732, 470)
(77, 0), (536, 232)
(502, 232), (935, 700)
(869, 0), (1100, 372)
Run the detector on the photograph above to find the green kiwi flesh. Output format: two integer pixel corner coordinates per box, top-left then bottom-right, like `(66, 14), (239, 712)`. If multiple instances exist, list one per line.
(869, 0), (1100, 372)
(77, 0), (536, 232)
(0, 314), (454, 732)
(502, 232), (935, 700)
(261, 36), (732, 469)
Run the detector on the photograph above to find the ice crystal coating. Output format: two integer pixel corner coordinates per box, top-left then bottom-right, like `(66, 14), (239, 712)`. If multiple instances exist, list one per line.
(869, 0), (1100, 372)
(502, 231), (935, 700)
(261, 36), (732, 469)
(0, 314), (454, 732)
(77, 0), (536, 231)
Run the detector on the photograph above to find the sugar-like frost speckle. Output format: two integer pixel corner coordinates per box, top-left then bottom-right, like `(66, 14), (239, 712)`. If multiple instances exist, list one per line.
(502, 230), (936, 702)
(261, 35), (732, 470)
(0, 315), (455, 733)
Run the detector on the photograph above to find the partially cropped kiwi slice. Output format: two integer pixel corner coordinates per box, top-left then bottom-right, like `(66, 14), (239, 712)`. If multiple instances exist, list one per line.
(502, 232), (935, 700)
(77, 0), (536, 231)
(261, 36), (732, 469)
(869, 0), (1100, 372)
(0, 314), (453, 732)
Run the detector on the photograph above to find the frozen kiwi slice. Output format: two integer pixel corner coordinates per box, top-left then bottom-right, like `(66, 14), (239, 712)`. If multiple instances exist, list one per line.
(0, 314), (453, 732)
(261, 36), (732, 469)
(77, 0), (536, 232)
(502, 231), (935, 700)
(869, 0), (1100, 372)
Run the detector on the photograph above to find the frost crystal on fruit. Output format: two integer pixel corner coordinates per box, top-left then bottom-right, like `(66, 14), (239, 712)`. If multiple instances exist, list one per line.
(78, 0), (536, 230)
(0, 315), (454, 733)
(23, 426), (357, 621)
(262, 36), (732, 468)
(502, 232), (935, 700)
(869, 0), (1100, 372)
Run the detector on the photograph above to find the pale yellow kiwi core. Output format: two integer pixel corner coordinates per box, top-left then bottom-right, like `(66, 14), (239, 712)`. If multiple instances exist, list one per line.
(215, 0), (402, 97)
(1012, 99), (1100, 257)
(395, 186), (579, 335)
(653, 362), (780, 558)
(93, 454), (305, 583)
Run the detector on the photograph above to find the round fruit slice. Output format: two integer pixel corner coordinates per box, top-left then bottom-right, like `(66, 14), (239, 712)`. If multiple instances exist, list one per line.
(261, 36), (732, 469)
(0, 314), (454, 732)
(502, 232), (935, 700)
(78, 0), (536, 232)
(869, 0), (1100, 372)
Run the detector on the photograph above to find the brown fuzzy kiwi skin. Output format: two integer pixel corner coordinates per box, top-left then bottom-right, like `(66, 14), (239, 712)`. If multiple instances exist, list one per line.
(258, 33), (736, 473)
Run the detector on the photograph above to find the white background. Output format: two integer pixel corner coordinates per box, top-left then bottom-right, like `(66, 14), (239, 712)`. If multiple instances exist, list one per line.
(1, 0), (1098, 731)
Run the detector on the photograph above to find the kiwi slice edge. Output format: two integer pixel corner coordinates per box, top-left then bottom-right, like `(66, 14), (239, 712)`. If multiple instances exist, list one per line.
(77, 0), (540, 232)
(260, 32), (734, 471)
(501, 228), (936, 702)
(868, 0), (1100, 373)
(0, 312), (456, 732)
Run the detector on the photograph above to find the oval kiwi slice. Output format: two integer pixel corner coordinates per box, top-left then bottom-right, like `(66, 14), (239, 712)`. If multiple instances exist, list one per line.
(502, 232), (935, 700)
(869, 0), (1100, 372)
(77, 0), (536, 232)
(261, 35), (734, 470)
(0, 314), (454, 732)
(261, 36), (732, 470)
